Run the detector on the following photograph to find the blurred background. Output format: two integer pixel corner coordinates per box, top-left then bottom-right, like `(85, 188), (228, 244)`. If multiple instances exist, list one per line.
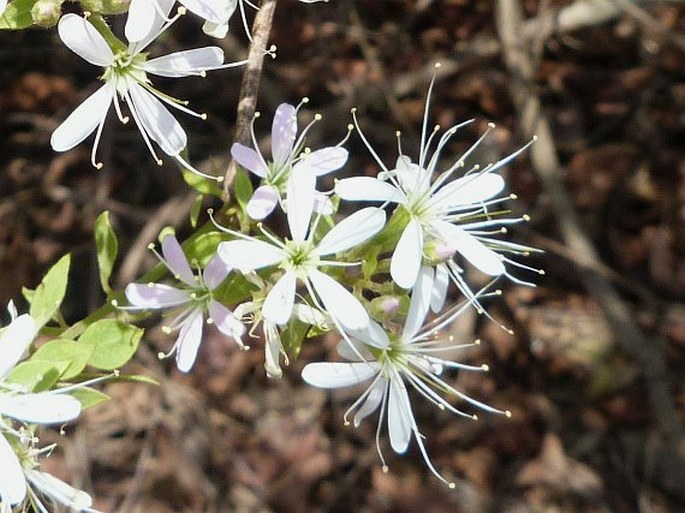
(1, 0), (684, 511)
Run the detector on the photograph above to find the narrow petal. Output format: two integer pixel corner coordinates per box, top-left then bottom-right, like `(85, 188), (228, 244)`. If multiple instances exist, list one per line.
(180, 0), (230, 23)
(202, 20), (229, 38)
(354, 376), (387, 427)
(404, 266), (434, 342)
(348, 319), (390, 350)
(128, 82), (187, 157)
(50, 83), (114, 152)
(391, 218), (424, 289)
(0, 435), (25, 505)
(431, 264), (449, 313)
(0, 314), (37, 380)
(246, 185), (280, 220)
(25, 470), (92, 510)
(388, 376), (412, 453)
(429, 173), (505, 212)
(264, 322), (283, 379)
(316, 207), (386, 256)
(309, 269), (369, 330)
(217, 240), (284, 272)
(271, 103), (297, 165)
(203, 254), (231, 290)
(231, 143), (268, 177)
(286, 166), (315, 243)
(302, 362), (379, 388)
(313, 192), (334, 216)
(262, 271), (297, 326)
(434, 220), (505, 276)
(175, 309), (204, 373)
(161, 235), (195, 286)
(145, 47), (225, 77)
(125, 283), (191, 308)
(336, 338), (374, 362)
(335, 177), (402, 203)
(295, 147), (348, 176)
(0, 393), (81, 424)
(207, 300), (245, 340)
(58, 14), (113, 66)
(394, 156), (430, 196)
(125, 0), (157, 43)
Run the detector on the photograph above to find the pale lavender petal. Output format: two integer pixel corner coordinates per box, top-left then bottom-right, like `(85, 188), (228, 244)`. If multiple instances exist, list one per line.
(271, 103), (297, 165)
(203, 254), (231, 290)
(295, 147), (348, 176)
(247, 185), (280, 220)
(231, 143), (268, 177)
(217, 240), (284, 272)
(302, 362), (379, 388)
(286, 166), (315, 243)
(58, 14), (113, 66)
(262, 270), (296, 326)
(388, 375), (412, 453)
(391, 218), (424, 289)
(0, 435), (25, 505)
(208, 300), (245, 340)
(335, 177), (403, 203)
(175, 309), (204, 373)
(145, 47), (225, 77)
(0, 314), (37, 380)
(125, 283), (191, 308)
(161, 235), (196, 286)
(316, 207), (385, 256)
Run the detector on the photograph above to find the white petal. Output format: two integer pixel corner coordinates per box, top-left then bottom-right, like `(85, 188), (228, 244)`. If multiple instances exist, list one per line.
(217, 240), (284, 272)
(125, 283), (191, 308)
(145, 47), (225, 77)
(429, 173), (505, 211)
(50, 82), (114, 152)
(313, 192), (334, 216)
(431, 264), (449, 313)
(391, 217), (424, 289)
(302, 362), (378, 388)
(335, 177), (402, 203)
(202, 20), (229, 38)
(231, 143), (268, 177)
(0, 314), (37, 380)
(271, 103), (297, 165)
(403, 266), (434, 342)
(316, 207), (385, 256)
(175, 309), (204, 373)
(0, 435), (25, 505)
(262, 271), (297, 326)
(309, 269), (369, 330)
(181, 0), (231, 23)
(128, 82), (187, 156)
(0, 0), (7, 15)
(207, 300), (245, 340)
(347, 319), (390, 350)
(336, 338), (374, 362)
(246, 185), (280, 220)
(434, 220), (505, 276)
(295, 147), (348, 176)
(25, 470), (92, 510)
(58, 14), (113, 66)
(125, 0), (156, 43)
(388, 375), (412, 453)
(394, 156), (430, 196)
(263, 322), (283, 379)
(354, 376), (386, 427)
(286, 166), (315, 243)
(202, 254), (231, 290)
(0, 393), (81, 424)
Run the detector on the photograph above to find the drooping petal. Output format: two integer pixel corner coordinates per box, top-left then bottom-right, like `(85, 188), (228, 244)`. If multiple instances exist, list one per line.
(125, 283), (191, 309)
(403, 266), (434, 342)
(161, 235), (196, 286)
(387, 375), (412, 453)
(295, 147), (348, 176)
(316, 207), (386, 256)
(394, 156), (430, 196)
(309, 269), (369, 330)
(203, 254), (231, 290)
(175, 309), (204, 373)
(145, 47), (225, 77)
(302, 362), (379, 388)
(246, 185), (280, 220)
(0, 434), (26, 505)
(263, 321), (283, 379)
(128, 82), (187, 157)
(429, 173), (505, 212)
(354, 376), (387, 427)
(231, 143), (268, 178)
(286, 166), (315, 243)
(271, 103), (297, 166)
(262, 270), (297, 326)
(58, 14), (113, 66)
(433, 220), (505, 276)
(431, 264), (449, 313)
(217, 240), (284, 272)
(0, 393), (81, 424)
(207, 300), (245, 340)
(24, 470), (92, 510)
(50, 82), (114, 152)
(335, 177), (403, 203)
(0, 314), (37, 380)
(391, 217), (424, 289)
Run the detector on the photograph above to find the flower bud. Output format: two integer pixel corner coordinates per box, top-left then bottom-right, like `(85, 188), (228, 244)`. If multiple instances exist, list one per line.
(80, 0), (130, 15)
(31, 0), (63, 28)
(424, 239), (457, 265)
(369, 295), (400, 320)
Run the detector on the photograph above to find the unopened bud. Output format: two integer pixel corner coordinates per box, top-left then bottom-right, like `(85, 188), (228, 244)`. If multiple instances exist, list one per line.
(424, 239), (457, 264)
(31, 0), (64, 27)
(369, 295), (400, 320)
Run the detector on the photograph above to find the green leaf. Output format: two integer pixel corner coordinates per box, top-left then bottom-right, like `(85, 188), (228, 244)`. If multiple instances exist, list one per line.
(182, 231), (224, 267)
(182, 168), (223, 197)
(0, 0), (37, 29)
(94, 211), (119, 295)
(30, 254), (71, 327)
(112, 373), (159, 385)
(68, 387), (110, 409)
(190, 194), (203, 228)
(233, 167), (253, 210)
(6, 361), (66, 392)
(212, 272), (256, 305)
(79, 319), (142, 370)
(31, 339), (93, 380)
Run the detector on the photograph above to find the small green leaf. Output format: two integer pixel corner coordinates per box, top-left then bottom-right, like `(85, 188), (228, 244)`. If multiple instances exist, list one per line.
(190, 194), (203, 228)
(233, 167), (253, 210)
(6, 361), (66, 392)
(69, 387), (110, 409)
(79, 319), (142, 370)
(182, 168), (224, 197)
(31, 339), (93, 380)
(0, 0), (38, 29)
(112, 373), (159, 385)
(30, 254), (71, 327)
(183, 231), (224, 267)
(94, 211), (119, 295)
(212, 272), (256, 305)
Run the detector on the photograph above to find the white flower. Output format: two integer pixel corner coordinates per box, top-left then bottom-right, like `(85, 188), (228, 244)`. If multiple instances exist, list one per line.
(302, 268), (510, 485)
(217, 168), (385, 334)
(125, 235), (245, 373)
(50, 12), (242, 179)
(231, 101), (349, 220)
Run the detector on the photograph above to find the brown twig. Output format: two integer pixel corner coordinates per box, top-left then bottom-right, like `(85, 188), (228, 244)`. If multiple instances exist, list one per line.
(222, 0), (277, 200)
(495, 0), (682, 440)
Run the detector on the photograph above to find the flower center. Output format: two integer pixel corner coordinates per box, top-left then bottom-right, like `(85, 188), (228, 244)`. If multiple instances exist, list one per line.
(103, 51), (148, 96)
(284, 240), (318, 275)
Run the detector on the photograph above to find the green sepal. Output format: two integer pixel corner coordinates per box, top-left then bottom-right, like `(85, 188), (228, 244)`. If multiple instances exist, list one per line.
(190, 194), (203, 228)
(280, 317), (310, 359)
